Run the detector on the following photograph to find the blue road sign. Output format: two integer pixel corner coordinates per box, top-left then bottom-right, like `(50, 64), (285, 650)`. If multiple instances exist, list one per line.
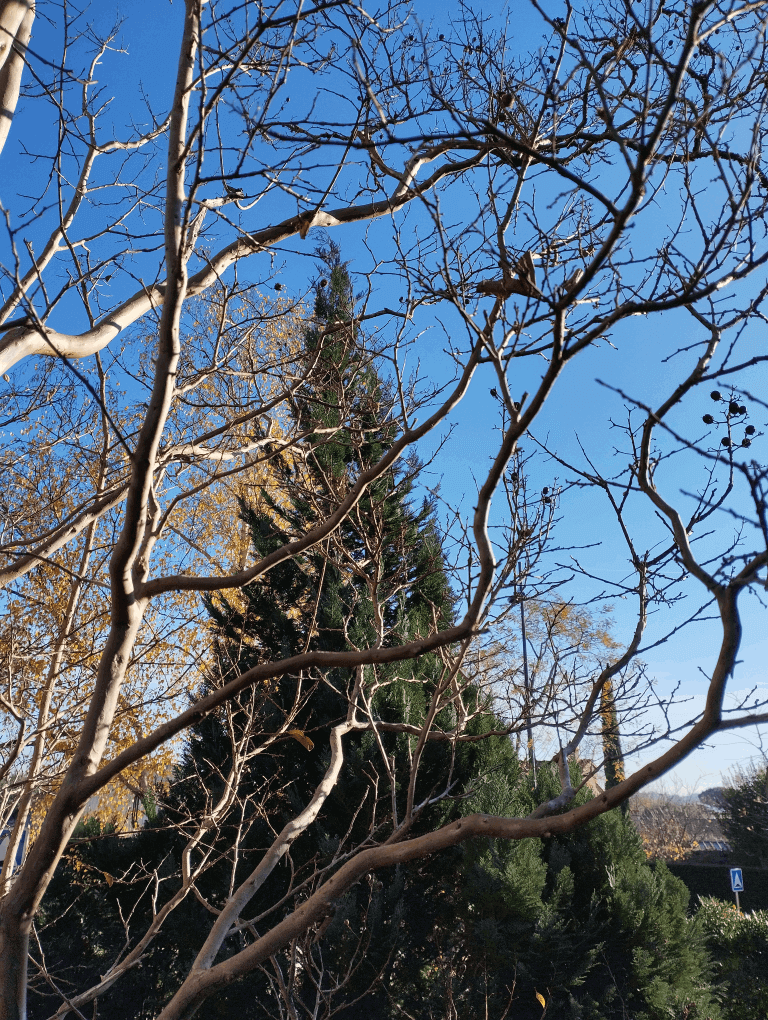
(730, 868), (744, 893)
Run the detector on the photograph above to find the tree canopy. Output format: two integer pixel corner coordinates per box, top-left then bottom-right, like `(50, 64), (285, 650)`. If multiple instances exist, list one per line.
(2, 0), (768, 1017)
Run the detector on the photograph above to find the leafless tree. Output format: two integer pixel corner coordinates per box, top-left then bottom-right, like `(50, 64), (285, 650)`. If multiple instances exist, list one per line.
(631, 786), (720, 860)
(2, 0), (768, 1017)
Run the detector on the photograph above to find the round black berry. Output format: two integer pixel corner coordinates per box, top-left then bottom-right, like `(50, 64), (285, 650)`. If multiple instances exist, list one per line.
(742, 438), (752, 448)
(746, 425), (756, 435)
(710, 390), (721, 401)
(721, 436), (731, 447)
(702, 414), (714, 424)
(729, 401), (740, 415)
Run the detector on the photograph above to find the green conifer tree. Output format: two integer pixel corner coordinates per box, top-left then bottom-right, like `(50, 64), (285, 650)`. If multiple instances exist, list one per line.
(722, 762), (768, 868)
(383, 757), (720, 1020)
(150, 241), (465, 1017)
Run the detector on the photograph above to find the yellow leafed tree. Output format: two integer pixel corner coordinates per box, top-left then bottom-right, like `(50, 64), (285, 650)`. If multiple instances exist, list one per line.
(0, 287), (306, 862)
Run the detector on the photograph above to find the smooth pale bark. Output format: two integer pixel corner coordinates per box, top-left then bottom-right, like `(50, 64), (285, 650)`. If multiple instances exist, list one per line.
(0, 608), (147, 1020)
(0, 484), (128, 589)
(0, 0), (200, 1014)
(0, 521), (98, 895)
(0, 321), (518, 1018)
(0, 1), (33, 158)
(0, 150), (484, 376)
(191, 720), (360, 972)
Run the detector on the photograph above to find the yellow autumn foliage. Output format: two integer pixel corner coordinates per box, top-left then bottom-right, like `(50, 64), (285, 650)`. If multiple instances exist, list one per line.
(0, 287), (308, 840)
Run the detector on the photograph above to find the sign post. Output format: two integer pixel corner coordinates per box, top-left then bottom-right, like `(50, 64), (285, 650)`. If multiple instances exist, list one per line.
(730, 867), (744, 913)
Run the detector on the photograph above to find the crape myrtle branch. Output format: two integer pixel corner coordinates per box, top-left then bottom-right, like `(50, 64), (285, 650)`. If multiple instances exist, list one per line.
(109, 612), (647, 1014)
(715, 710), (768, 730)
(598, 378), (750, 523)
(154, 615), (752, 1020)
(481, 121), (620, 219)
(474, 16), (768, 350)
(552, 570), (647, 775)
(30, 936), (89, 1020)
(0, 12), (208, 994)
(522, 444), (651, 784)
(0, 489), (106, 897)
(627, 356), (768, 773)
(0, 0), (367, 334)
(0, 0), (558, 965)
(401, 640), (471, 829)
(3, 0), (768, 1014)
(636, 369), (768, 599)
(43, 690), (475, 1015)
(174, 1), (358, 173)
(14, 298), (569, 1016)
(157, 312), (346, 466)
(141, 325), (491, 598)
(0, 148), (489, 377)
(69, 375), (533, 808)
(0, 485), (127, 580)
(11, 5), (761, 385)
(43, 710), (271, 1019)
(0, 1), (34, 160)
(1, 0), (762, 604)
(190, 718), (363, 974)
(0, 323), (329, 590)
(534, 295), (767, 637)
(0, 34), (173, 327)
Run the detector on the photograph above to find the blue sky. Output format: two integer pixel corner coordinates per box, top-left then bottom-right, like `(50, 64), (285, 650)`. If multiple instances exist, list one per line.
(3, 0), (766, 792)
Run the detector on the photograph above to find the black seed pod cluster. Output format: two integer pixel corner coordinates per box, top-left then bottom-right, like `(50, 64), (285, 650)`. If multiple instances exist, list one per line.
(705, 391), (757, 450)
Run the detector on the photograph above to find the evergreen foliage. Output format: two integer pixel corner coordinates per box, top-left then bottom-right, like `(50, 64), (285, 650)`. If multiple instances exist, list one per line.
(31, 817), (192, 1018)
(721, 763), (768, 867)
(383, 760), (721, 1020)
(696, 898), (768, 1020)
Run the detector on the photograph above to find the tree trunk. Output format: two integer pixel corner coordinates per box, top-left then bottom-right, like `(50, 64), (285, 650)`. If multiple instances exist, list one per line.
(0, 905), (29, 1020)
(0, 1), (34, 158)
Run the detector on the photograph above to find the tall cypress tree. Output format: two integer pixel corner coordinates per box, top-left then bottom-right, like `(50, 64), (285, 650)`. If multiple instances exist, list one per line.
(163, 241), (465, 1016)
(601, 678), (626, 791)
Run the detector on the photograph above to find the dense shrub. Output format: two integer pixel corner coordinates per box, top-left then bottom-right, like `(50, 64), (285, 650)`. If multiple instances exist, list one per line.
(696, 898), (768, 1020)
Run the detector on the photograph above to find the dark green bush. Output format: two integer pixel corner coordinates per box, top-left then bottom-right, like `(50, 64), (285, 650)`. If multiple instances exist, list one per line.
(696, 898), (768, 1020)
